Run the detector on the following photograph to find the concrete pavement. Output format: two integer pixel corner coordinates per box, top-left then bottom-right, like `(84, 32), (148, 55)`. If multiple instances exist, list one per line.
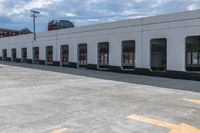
(0, 62), (199, 133)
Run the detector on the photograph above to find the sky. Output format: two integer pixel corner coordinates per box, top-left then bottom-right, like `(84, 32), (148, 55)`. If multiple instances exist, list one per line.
(0, 0), (200, 32)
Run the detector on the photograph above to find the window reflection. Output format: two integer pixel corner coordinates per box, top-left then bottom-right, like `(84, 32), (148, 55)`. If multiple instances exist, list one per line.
(186, 36), (200, 71)
(122, 40), (135, 70)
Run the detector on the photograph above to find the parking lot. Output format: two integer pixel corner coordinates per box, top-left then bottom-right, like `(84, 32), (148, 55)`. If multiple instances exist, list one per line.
(0, 62), (199, 133)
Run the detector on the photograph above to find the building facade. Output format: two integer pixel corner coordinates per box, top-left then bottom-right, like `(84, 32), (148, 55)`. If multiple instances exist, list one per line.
(0, 10), (200, 80)
(48, 20), (75, 31)
(0, 28), (31, 38)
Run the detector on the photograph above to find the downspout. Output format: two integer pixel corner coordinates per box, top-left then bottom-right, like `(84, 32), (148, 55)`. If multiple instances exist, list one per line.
(141, 18), (144, 68)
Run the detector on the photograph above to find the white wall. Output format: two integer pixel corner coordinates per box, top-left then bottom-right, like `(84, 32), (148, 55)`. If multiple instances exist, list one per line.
(1, 9), (200, 72)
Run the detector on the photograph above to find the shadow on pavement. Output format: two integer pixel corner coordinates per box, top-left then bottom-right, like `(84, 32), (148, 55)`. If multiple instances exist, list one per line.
(0, 61), (200, 93)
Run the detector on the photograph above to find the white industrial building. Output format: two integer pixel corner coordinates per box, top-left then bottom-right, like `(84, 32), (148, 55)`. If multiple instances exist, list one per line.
(0, 9), (200, 80)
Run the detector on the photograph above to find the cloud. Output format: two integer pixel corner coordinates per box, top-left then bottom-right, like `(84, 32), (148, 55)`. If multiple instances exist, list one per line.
(65, 13), (77, 17)
(151, 0), (172, 8)
(121, 9), (141, 16)
(0, 16), (12, 24)
(40, 11), (49, 17)
(0, 0), (200, 32)
(11, 0), (59, 15)
(187, 3), (200, 11)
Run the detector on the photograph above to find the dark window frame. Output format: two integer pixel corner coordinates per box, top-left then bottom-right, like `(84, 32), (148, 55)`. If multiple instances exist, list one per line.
(150, 38), (167, 72)
(97, 42), (109, 70)
(121, 40), (136, 70)
(46, 46), (53, 65)
(11, 48), (17, 62)
(33, 47), (39, 64)
(185, 36), (200, 71)
(78, 43), (87, 67)
(60, 45), (69, 66)
(21, 47), (27, 63)
(2, 49), (7, 61)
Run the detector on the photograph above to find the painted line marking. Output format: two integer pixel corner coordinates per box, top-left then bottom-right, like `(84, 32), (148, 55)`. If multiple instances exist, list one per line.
(50, 128), (68, 133)
(128, 115), (200, 133)
(182, 98), (200, 105)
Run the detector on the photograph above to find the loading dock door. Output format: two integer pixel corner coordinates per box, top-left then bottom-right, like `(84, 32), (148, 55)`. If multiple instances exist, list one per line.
(33, 47), (39, 64)
(122, 40), (135, 70)
(186, 36), (200, 71)
(11, 48), (17, 62)
(98, 42), (109, 69)
(46, 46), (53, 65)
(151, 39), (167, 71)
(61, 45), (69, 66)
(22, 48), (27, 63)
(2, 49), (7, 61)
(78, 44), (87, 67)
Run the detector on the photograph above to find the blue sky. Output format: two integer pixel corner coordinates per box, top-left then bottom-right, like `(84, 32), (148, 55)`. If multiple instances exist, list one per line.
(0, 0), (200, 32)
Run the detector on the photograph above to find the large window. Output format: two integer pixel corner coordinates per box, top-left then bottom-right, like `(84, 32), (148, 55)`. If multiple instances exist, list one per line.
(186, 36), (200, 71)
(122, 40), (135, 70)
(46, 46), (53, 65)
(2, 49), (7, 61)
(78, 44), (87, 67)
(150, 38), (167, 71)
(98, 42), (109, 69)
(60, 45), (69, 66)
(33, 47), (39, 64)
(21, 48), (27, 63)
(11, 48), (17, 62)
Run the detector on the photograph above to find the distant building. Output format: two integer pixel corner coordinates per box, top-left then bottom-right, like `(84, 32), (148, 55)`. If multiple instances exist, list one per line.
(48, 20), (75, 31)
(0, 28), (31, 38)
(20, 28), (32, 34)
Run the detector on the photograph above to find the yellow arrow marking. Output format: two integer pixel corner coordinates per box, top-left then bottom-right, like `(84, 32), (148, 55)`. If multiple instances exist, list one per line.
(128, 115), (200, 133)
(50, 128), (67, 133)
(182, 98), (200, 105)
